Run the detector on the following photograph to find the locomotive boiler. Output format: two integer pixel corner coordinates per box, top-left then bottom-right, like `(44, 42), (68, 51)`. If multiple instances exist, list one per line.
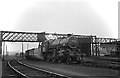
(25, 36), (84, 63)
(47, 37), (78, 48)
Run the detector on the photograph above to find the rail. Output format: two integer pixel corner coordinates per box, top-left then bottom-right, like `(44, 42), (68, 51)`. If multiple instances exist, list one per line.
(8, 59), (71, 78)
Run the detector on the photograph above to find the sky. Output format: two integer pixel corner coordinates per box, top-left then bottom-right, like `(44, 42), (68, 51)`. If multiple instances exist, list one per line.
(0, 0), (119, 54)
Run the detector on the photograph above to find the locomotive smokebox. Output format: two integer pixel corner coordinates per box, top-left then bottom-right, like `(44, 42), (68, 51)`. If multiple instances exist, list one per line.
(68, 37), (78, 48)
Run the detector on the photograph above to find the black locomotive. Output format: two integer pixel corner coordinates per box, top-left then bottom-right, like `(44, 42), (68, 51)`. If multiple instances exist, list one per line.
(25, 36), (85, 63)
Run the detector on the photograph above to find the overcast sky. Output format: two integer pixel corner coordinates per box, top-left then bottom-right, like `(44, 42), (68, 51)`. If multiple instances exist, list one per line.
(0, 0), (119, 54)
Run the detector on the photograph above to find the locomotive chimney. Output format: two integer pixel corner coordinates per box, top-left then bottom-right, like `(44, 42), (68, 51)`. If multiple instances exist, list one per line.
(67, 34), (72, 37)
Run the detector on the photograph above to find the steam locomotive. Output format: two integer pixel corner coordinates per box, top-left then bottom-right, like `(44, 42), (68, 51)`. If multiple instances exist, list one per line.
(25, 36), (85, 63)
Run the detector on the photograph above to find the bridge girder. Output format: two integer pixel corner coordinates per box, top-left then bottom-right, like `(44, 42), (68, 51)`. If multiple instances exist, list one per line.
(1, 31), (46, 42)
(0, 31), (117, 43)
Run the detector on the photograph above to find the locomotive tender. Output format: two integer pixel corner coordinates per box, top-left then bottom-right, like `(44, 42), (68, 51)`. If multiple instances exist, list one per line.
(25, 36), (84, 63)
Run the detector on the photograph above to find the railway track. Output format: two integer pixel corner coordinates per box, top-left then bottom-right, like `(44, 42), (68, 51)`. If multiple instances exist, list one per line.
(19, 59), (119, 78)
(8, 59), (71, 78)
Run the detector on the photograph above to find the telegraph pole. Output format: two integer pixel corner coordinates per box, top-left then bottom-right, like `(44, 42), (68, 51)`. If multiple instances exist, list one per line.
(22, 42), (23, 59)
(3, 42), (5, 61)
(27, 43), (29, 50)
(6, 44), (8, 60)
(22, 36), (24, 59)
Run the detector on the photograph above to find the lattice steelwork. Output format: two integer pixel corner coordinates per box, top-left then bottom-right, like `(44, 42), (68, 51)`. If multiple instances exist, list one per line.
(3, 31), (117, 43)
(45, 33), (93, 40)
(95, 38), (117, 43)
(1, 31), (45, 42)
(1, 31), (94, 42)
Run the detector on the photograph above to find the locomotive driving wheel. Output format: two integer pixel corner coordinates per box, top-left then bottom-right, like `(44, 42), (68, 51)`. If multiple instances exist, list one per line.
(66, 56), (72, 64)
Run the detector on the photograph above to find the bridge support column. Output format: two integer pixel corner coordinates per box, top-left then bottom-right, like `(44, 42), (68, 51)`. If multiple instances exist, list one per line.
(0, 31), (2, 59)
(0, 31), (2, 78)
(0, 42), (1, 59)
